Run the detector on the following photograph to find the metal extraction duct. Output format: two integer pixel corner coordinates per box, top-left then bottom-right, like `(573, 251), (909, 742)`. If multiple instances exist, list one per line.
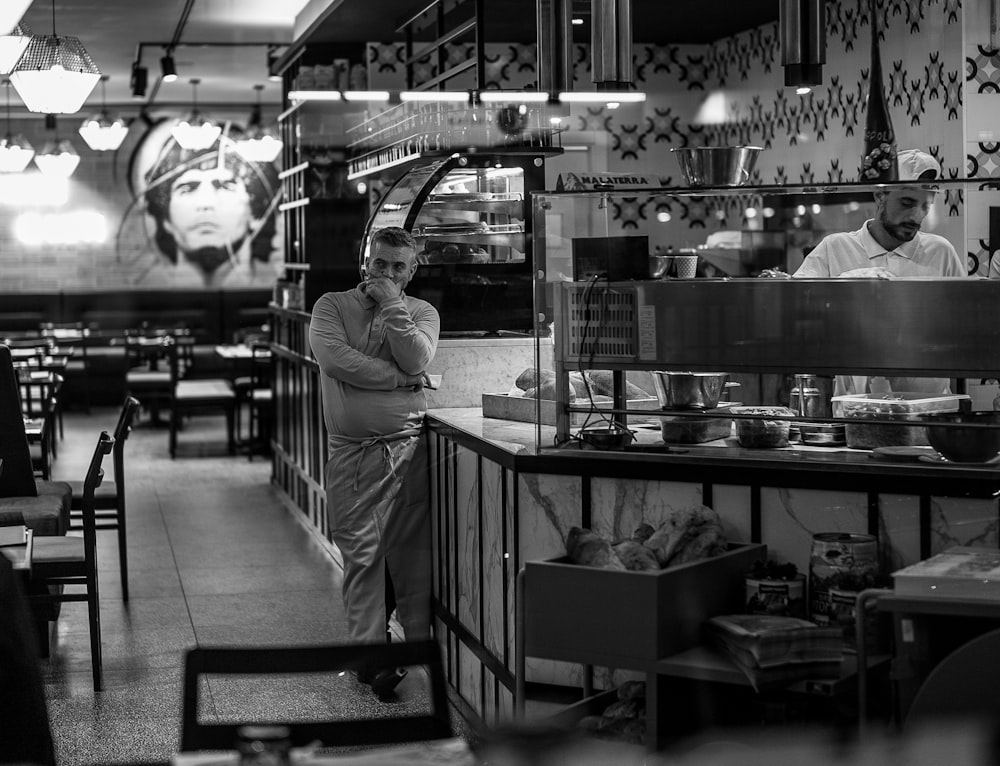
(591, 0), (633, 89)
(779, 0), (826, 88)
(536, 0), (574, 92)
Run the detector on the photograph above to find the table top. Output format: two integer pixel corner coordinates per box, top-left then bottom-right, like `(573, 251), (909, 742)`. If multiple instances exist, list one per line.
(215, 344), (271, 359)
(170, 737), (474, 766)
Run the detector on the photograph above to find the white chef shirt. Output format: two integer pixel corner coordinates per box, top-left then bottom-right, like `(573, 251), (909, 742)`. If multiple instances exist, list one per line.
(793, 220), (965, 278)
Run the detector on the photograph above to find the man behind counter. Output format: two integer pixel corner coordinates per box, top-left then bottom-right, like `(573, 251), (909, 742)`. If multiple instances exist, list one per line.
(793, 149), (965, 279)
(309, 226), (440, 701)
(793, 149), (966, 395)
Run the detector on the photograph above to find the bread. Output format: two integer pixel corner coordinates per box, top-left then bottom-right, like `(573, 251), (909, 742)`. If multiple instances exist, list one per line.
(515, 368), (554, 391)
(566, 527), (625, 570)
(586, 370), (651, 399)
(612, 540), (661, 571)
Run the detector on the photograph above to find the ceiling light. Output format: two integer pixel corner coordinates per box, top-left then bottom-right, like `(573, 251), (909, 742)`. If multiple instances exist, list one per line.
(0, 1), (32, 39)
(400, 91), (469, 102)
(0, 79), (33, 172)
(780, 0), (825, 88)
(78, 75), (128, 151)
(478, 90), (550, 103)
(557, 91), (645, 103)
(571, 17), (584, 25)
(35, 115), (80, 177)
(287, 90), (342, 102)
(235, 84), (282, 163)
(172, 78), (221, 150)
(9, 0), (101, 114)
(160, 53), (177, 83)
(343, 90), (390, 102)
(0, 20), (31, 76)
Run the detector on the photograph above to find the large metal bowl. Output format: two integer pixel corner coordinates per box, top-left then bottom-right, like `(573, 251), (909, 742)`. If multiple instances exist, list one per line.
(671, 146), (762, 187)
(653, 372), (729, 410)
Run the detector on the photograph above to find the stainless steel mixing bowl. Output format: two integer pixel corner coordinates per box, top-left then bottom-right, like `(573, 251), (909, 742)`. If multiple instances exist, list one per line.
(652, 372), (729, 410)
(671, 146), (762, 187)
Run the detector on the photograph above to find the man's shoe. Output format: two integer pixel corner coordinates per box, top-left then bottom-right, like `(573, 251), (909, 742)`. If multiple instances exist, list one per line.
(370, 667), (407, 701)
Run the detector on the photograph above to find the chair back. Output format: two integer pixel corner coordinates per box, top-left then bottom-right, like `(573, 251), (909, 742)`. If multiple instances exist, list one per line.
(180, 640), (453, 752)
(111, 397), (141, 499)
(0, 347), (37, 498)
(250, 341), (272, 392)
(79, 431), (115, 568)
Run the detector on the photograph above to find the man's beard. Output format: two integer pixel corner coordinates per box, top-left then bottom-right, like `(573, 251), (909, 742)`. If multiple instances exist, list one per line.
(878, 208), (919, 242)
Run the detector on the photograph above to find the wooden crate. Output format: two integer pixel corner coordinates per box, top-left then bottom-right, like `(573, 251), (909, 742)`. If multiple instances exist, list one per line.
(522, 542), (766, 668)
(482, 393), (658, 427)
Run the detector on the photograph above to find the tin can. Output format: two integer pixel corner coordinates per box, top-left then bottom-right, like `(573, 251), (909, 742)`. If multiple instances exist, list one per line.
(745, 574), (806, 618)
(809, 532), (879, 633)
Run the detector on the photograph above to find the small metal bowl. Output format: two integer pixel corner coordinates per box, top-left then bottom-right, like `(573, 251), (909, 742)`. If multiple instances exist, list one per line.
(671, 146), (762, 187)
(579, 424), (635, 450)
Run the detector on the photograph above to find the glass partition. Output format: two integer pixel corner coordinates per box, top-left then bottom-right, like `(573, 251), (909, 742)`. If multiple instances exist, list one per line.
(529, 180), (1000, 452)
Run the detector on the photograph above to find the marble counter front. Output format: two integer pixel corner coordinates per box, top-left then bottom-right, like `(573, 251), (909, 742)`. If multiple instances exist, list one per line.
(425, 407), (1000, 729)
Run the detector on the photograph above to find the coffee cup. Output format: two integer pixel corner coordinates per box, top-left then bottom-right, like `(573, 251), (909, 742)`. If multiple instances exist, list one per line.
(675, 254), (698, 279)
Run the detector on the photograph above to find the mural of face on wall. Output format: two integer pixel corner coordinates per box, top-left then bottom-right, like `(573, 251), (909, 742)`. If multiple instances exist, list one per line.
(121, 119), (283, 289)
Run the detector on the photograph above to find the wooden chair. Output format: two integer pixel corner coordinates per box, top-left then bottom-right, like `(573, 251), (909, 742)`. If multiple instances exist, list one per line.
(169, 340), (235, 458)
(245, 342), (273, 460)
(180, 639), (452, 752)
(124, 335), (172, 425)
(29, 430), (114, 691)
(66, 396), (141, 601)
(41, 321), (93, 413)
(17, 368), (61, 480)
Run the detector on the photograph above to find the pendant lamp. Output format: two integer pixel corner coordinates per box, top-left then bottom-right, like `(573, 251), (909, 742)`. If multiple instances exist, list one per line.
(0, 20), (31, 76)
(9, 0), (101, 114)
(35, 114), (80, 177)
(0, 0), (32, 43)
(0, 78), (33, 172)
(79, 75), (128, 151)
(171, 78), (221, 150)
(235, 84), (283, 163)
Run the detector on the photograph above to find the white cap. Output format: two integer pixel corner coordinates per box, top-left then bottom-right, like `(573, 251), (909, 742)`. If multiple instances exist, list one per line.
(896, 149), (941, 182)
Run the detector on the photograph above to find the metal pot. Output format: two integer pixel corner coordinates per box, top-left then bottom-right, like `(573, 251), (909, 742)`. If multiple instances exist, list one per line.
(652, 372), (729, 410)
(789, 374), (834, 419)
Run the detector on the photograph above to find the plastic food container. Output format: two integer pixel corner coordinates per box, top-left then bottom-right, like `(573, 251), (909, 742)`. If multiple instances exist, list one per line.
(831, 393), (971, 449)
(730, 406), (796, 448)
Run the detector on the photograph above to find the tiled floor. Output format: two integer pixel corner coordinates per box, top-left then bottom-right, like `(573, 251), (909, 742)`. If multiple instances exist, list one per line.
(39, 407), (467, 765)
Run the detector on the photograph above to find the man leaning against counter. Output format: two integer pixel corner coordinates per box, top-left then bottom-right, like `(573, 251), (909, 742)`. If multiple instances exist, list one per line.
(308, 226), (440, 700)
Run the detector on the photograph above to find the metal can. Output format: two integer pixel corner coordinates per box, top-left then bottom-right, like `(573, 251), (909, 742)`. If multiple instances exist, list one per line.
(745, 574), (806, 618)
(809, 532), (879, 633)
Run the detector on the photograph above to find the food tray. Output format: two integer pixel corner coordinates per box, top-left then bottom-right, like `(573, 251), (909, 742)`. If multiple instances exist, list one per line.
(482, 393), (658, 427)
(521, 542), (766, 666)
(831, 393), (970, 449)
(730, 406), (795, 448)
(660, 410), (733, 443)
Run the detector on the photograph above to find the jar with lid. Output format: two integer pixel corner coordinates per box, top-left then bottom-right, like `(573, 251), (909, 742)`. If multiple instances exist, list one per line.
(236, 725), (291, 766)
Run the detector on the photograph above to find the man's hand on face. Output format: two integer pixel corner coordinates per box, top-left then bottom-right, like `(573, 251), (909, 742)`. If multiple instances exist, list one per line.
(364, 275), (402, 304)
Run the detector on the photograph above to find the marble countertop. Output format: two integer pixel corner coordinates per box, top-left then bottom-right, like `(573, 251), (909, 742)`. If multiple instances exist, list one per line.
(425, 409), (1000, 490)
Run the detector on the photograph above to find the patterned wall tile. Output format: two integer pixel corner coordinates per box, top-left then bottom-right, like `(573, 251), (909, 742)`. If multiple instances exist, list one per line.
(967, 45), (1000, 92)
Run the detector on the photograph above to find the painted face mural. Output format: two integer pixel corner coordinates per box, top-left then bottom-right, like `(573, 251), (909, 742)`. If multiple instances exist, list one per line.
(123, 119), (282, 288)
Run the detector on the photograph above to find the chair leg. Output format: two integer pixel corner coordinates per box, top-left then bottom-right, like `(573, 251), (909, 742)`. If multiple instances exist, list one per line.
(88, 573), (103, 691)
(226, 405), (235, 455)
(170, 407), (178, 459)
(117, 501), (129, 603)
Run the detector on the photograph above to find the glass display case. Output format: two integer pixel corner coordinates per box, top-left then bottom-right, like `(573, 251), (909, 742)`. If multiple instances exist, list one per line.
(362, 152), (550, 334)
(529, 179), (1000, 453)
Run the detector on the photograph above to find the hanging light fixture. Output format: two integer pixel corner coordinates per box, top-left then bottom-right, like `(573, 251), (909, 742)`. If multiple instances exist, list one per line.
(171, 78), (221, 150)
(0, 1), (32, 42)
(34, 114), (80, 177)
(160, 51), (177, 83)
(0, 78), (33, 172)
(78, 74), (127, 151)
(235, 84), (282, 163)
(9, 0), (101, 114)
(0, 20), (31, 76)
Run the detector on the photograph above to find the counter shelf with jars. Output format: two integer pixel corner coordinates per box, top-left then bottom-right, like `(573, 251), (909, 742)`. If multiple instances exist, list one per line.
(530, 181), (1000, 478)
